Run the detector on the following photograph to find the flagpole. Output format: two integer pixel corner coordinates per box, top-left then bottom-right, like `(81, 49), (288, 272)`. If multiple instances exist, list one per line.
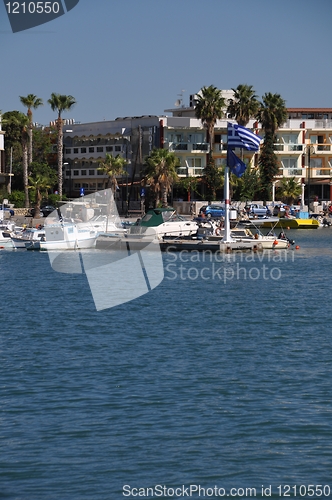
(222, 150), (234, 243)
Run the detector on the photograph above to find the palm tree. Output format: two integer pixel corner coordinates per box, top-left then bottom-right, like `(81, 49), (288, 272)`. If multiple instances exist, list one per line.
(3, 112), (30, 207)
(48, 93), (76, 198)
(194, 85), (225, 157)
(227, 84), (260, 126)
(28, 173), (51, 219)
(256, 92), (288, 200)
(144, 148), (179, 207)
(19, 94), (43, 165)
(256, 92), (288, 136)
(98, 153), (126, 192)
(277, 176), (302, 205)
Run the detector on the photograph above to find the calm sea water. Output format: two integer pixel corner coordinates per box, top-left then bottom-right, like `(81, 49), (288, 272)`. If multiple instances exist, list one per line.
(1, 229), (332, 500)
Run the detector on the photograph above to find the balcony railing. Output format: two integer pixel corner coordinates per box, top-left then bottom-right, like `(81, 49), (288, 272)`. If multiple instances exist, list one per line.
(177, 167), (204, 177)
(169, 142), (210, 153)
(274, 144), (303, 152)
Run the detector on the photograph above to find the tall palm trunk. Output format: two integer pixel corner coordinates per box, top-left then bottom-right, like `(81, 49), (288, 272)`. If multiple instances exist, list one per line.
(57, 117), (63, 198)
(161, 184), (168, 207)
(22, 139), (29, 208)
(28, 109), (33, 165)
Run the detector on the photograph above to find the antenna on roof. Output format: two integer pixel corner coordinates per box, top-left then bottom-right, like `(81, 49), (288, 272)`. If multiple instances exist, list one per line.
(175, 89), (186, 108)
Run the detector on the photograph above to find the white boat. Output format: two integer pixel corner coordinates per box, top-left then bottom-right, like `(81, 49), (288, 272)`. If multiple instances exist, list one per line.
(10, 227), (46, 250)
(197, 226), (289, 250)
(129, 207), (199, 239)
(230, 228), (289, 249)
(36, 212), (125, 251)
(0, 221), (21, 248)
(39, 220), (99, 251)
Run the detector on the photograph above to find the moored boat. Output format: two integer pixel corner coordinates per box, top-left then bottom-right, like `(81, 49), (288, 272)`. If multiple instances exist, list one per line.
(260, 217), (320, 229)
(130, 207), (199, 238)
(10, 227), (46, 250)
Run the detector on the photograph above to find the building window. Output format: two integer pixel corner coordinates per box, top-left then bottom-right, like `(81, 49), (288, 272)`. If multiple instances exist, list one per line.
(81, 170), (87, 176)
(106, 146), (113, 152)
(89, 169), (95, 175)
(185, 157), (203, 176)
(65, 149), (71, 154)
(97, 183), (103, 189)
(65, 170), (71, 177)
(97, 147), (103, 152)
(281, 158), (302, 176)
(81, 147), (86, 153)
(97, 170), (104, 175)
(82, 183), (89, 188)
(73, 148), (78, 154)
(89, 147), (94, 153)
(115, 145), (121, 152)
(73, 170), (79, 176)
(311, 158), (322, 170)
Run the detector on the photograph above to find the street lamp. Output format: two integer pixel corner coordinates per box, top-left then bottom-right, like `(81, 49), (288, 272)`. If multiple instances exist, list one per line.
(305, 145), (315, 213)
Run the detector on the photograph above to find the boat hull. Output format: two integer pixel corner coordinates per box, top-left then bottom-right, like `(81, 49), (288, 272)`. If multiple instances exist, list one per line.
(96, 234), (289, 252)
(261, 218), (319, 229)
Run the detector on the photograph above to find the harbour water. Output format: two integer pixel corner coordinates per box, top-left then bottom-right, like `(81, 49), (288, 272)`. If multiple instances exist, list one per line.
(1, 229), (332, 499)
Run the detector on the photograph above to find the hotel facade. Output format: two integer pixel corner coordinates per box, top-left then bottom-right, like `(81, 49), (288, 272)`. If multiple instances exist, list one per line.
(62, 93), (332, 206)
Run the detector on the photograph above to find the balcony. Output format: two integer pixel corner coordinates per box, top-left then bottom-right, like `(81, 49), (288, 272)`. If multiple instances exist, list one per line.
(177, 167), (204, 177)
(213, 143), (228, 153)
(169, 142), (210, 153)
(276, 168), (304, 177)
(274, 144), (303, 152)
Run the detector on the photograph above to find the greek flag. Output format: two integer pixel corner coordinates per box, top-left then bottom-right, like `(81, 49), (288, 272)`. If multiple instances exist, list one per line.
(227, 148), (247, 178)
(227, 122), (261, 151)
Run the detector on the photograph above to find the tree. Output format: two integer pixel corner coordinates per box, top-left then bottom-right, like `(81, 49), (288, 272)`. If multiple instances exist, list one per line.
(194, 85), (225, 157)
(28, 173), (51, 219)
(144, 148), (179, 207)
(256, 92), (288, 136)
(176, 176), (199, 201)
(2, 111), (30, 207)
(203, 158), (223, 200)
(98, 153), (126, 192)
(235, 164), (260, 201)
(48, 93), (76, 198)
(227, 84), (260, 126)
(256, 92), (288, 200)
(258, 134), (279, 200)
(276, 176), (302, 205)
(19, 94), (43, 165)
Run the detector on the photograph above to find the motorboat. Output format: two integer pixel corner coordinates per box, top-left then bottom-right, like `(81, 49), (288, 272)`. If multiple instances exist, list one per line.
(33, 203), (125, 251)
(260, 217), (320, 229)
(0, 220), (21, 248)
(197, 226), (290, 249)
(10, 227), (46, 250)
(129, 207), (199, 239)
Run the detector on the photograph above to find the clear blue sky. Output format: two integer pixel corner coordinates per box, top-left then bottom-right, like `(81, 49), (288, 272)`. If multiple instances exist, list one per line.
(1, 0), (332, 126)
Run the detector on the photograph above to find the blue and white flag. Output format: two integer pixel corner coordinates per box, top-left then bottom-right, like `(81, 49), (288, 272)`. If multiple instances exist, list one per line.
(227, 122), (262, 151)
(227, 148), (247, 178)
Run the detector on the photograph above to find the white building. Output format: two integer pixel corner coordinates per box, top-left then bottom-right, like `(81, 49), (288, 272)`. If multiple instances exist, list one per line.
(62, 93), (332, 204)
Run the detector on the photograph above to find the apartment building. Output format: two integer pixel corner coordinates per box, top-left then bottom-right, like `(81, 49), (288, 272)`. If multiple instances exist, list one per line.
(62, 94), (332, 203)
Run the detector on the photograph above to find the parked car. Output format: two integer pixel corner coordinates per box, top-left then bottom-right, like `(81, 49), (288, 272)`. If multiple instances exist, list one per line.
(40, 205), (57, 217)
(29, 205), (57, 217)
(200, 204), (225, 219)
(245, 204), (270, 217)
